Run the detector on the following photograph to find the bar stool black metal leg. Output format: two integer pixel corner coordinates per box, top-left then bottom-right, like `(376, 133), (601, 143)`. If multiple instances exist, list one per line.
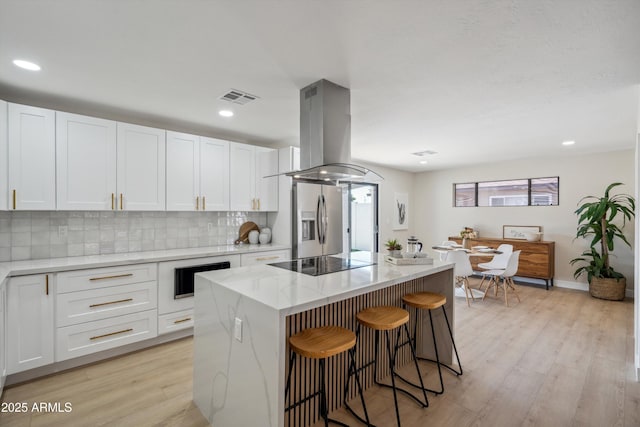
(319, 358), (329, 427)
(385, 330), (402, 427)
(285, 351), (295, 400)
(403, 323), (429, 407)
(441, 306), (463, 376)
(427, 309), (445, 395)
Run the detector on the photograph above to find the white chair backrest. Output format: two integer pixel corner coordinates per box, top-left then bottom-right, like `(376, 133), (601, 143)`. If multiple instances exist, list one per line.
(502, 250), (521, 277)
(488, 244), (514, 269)
(446, 250), (474, 277)
(442, 240), (458, 247)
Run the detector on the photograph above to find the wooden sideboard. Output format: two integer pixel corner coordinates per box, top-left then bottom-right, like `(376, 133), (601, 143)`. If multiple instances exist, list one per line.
(449, 237), (555, 289)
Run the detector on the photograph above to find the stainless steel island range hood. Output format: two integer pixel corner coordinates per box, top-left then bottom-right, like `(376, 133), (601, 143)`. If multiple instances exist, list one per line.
(286, 79), (382, 182)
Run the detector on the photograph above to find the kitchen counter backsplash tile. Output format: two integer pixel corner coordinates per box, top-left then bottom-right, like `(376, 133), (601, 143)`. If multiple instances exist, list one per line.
(0, 210), (267, 261)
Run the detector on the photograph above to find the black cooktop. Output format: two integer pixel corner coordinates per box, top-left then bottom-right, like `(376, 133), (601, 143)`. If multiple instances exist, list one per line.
(268, 256), (375, 276)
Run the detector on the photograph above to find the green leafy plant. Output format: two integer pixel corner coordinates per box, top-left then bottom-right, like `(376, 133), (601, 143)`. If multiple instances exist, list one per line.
(385, 238), (402, 251)
(570, 182), (635, 281)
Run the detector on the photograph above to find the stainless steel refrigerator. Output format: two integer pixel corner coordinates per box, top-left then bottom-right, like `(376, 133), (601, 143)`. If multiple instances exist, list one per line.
(292, 182), (343, 259)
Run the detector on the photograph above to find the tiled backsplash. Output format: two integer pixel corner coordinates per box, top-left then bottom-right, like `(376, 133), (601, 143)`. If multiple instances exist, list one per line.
(0, 210), (267, 262)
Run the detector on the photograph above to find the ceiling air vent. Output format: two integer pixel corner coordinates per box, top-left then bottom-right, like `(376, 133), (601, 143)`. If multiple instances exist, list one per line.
(219, 89), (259, 105)
(412, 150), (438, 157)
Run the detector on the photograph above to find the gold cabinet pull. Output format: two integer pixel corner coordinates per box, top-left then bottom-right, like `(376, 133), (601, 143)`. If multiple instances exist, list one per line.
(257, 198), (261, 210)
(90, 328), (133, 341)
(89, 298), (133, 308)
(196, 196), (200, 210)
(251, 198), (256, 210)
(111, 193), (115, 210)
(120, 193), (123, 210)
(256, 256), (279, 261)
(173, 317), (192, 324)
(202, 196), (206, 211)
(12, 189), (16, 209)
(45, 274), (49, 295)
(89, 273), (134, 281)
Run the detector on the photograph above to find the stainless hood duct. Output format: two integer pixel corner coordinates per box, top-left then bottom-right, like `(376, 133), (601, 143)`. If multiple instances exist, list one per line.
(286, 79), (382, 182)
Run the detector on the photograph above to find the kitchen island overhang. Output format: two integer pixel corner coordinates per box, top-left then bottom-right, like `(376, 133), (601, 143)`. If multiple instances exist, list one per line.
(193, 253), (455, 427)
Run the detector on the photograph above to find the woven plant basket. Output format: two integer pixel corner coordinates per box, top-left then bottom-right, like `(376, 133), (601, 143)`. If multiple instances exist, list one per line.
(589, 277), (626, 301)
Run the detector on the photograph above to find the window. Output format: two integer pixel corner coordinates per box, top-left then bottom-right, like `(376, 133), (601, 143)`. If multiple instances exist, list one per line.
(453, 177), (559, 207)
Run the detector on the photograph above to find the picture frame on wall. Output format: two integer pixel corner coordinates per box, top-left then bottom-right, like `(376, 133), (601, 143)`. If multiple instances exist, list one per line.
(503, 225), (541, 240)
(393, 193), (408, 230)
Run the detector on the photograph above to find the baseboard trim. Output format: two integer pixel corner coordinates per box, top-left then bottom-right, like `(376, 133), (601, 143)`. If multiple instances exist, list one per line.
(554, 280), (589, 292)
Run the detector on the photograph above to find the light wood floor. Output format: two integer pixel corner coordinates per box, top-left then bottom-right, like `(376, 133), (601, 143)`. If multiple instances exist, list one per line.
(1, 280), (639, 427)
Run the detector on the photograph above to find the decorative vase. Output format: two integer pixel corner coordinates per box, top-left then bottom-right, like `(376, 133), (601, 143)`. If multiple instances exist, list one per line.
(462, 238), (472, 249)
(589, 277), (626, 301)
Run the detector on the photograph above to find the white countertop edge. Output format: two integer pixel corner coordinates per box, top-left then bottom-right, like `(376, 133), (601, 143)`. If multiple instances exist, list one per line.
(0, 244), (291, 282)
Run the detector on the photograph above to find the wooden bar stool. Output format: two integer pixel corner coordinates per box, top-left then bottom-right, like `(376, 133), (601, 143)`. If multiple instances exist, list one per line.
(402, 291), (462, 395)
(285, 325), (371, 427)
(345, 306), (429, 427)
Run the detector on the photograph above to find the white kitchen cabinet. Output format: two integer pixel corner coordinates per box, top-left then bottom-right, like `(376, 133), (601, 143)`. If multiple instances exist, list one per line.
(166, 131), (200, 211)
(240, 249), (290, 266)
(0, 279), (6, 393)
(7, 103), (56, 210)
(56, 112), (117, 210)
(7, 274), (54, 374)
(230, 142), (278, 211)
(116, 122), (166, 211)
(166, 132), (230, 211)
(0, 100), (7, 211)
(199, 137), (230, 211)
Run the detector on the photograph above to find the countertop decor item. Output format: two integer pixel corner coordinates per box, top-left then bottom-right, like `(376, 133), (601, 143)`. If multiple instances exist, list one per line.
(385, 238), (403, 257)
(235, 221), (260, 244)
(248, 230), (260, 244)
(570, 182), (635, 300)
(502, 225), (540, 240)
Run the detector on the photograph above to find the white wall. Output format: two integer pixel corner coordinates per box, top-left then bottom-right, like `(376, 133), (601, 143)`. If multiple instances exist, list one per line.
(359, 162), (416, 252)
(413, 150), (635, 291)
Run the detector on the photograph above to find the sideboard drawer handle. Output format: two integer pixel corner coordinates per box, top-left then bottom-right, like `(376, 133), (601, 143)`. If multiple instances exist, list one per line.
(256, 256), (279, 261)
(173, 317), (192, 324)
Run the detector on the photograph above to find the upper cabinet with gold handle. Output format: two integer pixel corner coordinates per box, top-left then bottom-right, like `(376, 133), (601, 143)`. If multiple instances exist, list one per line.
(8, 103), (56, 210)
(120, 193), (123, 210)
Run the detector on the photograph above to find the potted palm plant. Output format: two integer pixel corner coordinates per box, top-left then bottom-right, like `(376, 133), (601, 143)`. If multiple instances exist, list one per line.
(570, 182), (635, 300)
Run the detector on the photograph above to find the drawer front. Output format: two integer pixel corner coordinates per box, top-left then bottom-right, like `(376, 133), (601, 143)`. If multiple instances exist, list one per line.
(56, 309), (158, 361)
(56, 281), (158, 327)
(158, 309), (194, 335)
(57, 263), (157, 293)
(240, 250), (290, 266)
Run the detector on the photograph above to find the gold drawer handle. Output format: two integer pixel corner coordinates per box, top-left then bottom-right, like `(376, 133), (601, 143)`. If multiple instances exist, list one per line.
(89, 298), (133, 308)
(89, 273), (134, 281)
(12, 189), (16, 210)
(256, 256), (279, 261)
(90, 328), (133, 341)
(173, 317), (192, 324)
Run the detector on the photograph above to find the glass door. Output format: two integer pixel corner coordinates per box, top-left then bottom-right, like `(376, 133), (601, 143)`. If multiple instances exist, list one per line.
(345, 183), (378, 253)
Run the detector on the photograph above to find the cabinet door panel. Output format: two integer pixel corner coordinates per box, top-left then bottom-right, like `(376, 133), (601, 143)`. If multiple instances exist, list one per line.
(229, 142), (255, 211)
(166, 131), (199, 211)
(8, 103), (56, 210)
(0, 101), (7, 210)
(7, 274), (54, 374)
(200, 137), (229, 211)
(116, 123), (166, 211)
(255, 147), (278, 211)
(56, 112), (116, 210)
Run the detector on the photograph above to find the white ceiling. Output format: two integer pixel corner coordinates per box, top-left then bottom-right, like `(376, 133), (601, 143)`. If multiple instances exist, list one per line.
(1, 0), (639, 172)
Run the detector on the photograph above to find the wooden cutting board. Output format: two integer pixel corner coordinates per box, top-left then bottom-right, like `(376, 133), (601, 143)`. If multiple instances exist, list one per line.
(235, 221), (260, 244)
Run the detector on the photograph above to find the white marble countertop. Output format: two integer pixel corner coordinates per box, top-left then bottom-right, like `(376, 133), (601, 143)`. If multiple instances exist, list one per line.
(196, 252), (453, 314)
(0, 244), (290, 282)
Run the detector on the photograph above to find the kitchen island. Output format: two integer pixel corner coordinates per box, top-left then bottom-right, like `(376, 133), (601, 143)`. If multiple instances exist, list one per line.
(193, 252), (454, 427)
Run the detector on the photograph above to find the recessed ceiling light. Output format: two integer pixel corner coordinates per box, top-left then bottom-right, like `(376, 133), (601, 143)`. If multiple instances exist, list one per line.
(562, 140), (575, 146)
(13, 59), (41, 71)
(218, 110), (234, 117)
(293, 175), (301, 179)
(419, 160), (428, 164)
(319, 170), (328, 175)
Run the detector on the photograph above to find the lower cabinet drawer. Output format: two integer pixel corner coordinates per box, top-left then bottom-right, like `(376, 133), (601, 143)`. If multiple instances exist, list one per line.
(56, 310), (158, 361)
(57, 281), (158, 327)
(158, 309), (194, 335)
(240, 250), (290, 266)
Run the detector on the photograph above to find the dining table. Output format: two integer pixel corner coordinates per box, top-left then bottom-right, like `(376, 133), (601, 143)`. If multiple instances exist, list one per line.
(431, 244), (503, 299)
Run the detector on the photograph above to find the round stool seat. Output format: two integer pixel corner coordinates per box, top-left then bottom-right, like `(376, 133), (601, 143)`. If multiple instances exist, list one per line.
(403, 292), (446, 310)
(288, 326), (356, 359)
(356, 306), (409, 330)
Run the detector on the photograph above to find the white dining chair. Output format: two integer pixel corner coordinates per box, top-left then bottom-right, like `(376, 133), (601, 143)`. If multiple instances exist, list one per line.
(481, 250), (521, 306)
(439, 240), (459, 261)
(445, 250), (475, 307)
(477, 244), (513, 290)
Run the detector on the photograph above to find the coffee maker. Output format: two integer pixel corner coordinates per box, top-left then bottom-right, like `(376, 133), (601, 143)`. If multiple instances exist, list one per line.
(406, 236), (423, 254)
